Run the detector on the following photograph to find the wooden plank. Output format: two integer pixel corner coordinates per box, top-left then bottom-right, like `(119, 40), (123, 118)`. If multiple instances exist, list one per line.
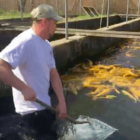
(56, 28), (140, 36)
(0, 25), (140, 37)
(1, 26), (140, 39)
(82, 7), (94, 16)
(88, 6), (100, 16)
(88, 7), (96, 16)
(55, 30), (140, 39)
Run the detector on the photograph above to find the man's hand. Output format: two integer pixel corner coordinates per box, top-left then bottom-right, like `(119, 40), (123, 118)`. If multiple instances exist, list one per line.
(21, 86), (36, 101)
(50, 68), (67, 119)
(56, 102), (67, 120)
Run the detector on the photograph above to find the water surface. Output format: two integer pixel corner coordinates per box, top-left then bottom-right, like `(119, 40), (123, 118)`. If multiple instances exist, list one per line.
(64, 38), (140, 140)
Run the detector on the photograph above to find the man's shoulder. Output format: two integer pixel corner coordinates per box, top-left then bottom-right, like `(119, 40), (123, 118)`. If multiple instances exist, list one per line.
(16, 29), (33, 42)
(11, 29), (33, 47)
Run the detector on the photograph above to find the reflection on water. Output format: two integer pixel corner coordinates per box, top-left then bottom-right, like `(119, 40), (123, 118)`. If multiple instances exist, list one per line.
(61, 39), (140, 140)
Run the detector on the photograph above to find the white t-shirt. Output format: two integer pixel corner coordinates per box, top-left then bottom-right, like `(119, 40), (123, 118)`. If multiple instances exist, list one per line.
(0, 28), (56, 115)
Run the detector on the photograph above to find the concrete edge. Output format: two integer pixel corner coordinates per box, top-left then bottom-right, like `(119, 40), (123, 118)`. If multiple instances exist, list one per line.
(98, 17), (140, 31)
(50, 35), (85, 48)
(58, 15), (117, 24)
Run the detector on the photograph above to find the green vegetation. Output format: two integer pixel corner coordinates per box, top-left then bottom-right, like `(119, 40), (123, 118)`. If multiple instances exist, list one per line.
(0, 9), (31, 20)
(59, 14), (117, 23)
(0, 9), (117, 21)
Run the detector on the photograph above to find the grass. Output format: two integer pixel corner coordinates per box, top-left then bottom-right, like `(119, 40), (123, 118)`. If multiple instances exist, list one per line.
(58, 14), (117, 23)
(0, 9), (31, 20)
(0, 9), (117, 21)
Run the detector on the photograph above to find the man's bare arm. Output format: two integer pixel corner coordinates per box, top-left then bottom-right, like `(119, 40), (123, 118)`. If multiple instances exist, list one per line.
(50, 68), (67, 119)
(0, 59), (36, 101)
(0, 59), (26, 91)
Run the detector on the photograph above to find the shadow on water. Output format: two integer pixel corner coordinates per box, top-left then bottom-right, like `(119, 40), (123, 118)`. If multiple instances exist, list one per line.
(63, 38), (140, 140)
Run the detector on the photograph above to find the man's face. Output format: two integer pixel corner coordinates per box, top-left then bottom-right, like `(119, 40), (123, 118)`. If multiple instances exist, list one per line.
(43, 19), (56, 39)
(48, 19), (57, 38)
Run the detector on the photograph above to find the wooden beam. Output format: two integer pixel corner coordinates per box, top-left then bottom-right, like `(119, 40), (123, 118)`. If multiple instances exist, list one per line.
(56, 28), (140, 36)
(1, 26), (140, 39)
(55, 30), (140, 39)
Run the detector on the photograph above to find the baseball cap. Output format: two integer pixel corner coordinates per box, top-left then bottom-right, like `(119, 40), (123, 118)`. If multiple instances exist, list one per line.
(30, 4), (63, 21)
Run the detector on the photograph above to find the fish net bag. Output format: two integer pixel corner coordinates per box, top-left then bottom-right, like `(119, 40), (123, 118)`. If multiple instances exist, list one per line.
(56, 115), (118, 140)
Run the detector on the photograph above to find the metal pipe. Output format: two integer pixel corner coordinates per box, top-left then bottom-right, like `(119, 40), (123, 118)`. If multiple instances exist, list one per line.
(106, 0), (110, 28)
(100, 0), (105, 28)
(65, 0), (68, 39)
(126, 0), (130, 21)
(56, 0), (58, 14)
(20, 0), (23, 20)
(138, 0), (140, 17)
(80, 0), (82, 16)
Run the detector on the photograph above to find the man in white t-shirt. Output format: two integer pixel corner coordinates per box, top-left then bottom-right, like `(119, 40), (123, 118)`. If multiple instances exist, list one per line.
(0, 4), (67, 140)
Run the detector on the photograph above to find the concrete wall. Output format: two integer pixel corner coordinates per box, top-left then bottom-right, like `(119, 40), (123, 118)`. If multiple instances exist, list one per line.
(0, 15), (121, 52)
(0, 15), (121, 28)
(51, 17), (140, 74)
(57, 15), (121, 29)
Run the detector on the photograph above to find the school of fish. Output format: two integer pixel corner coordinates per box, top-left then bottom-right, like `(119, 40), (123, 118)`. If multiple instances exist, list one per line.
(61, 39), (140, 102)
